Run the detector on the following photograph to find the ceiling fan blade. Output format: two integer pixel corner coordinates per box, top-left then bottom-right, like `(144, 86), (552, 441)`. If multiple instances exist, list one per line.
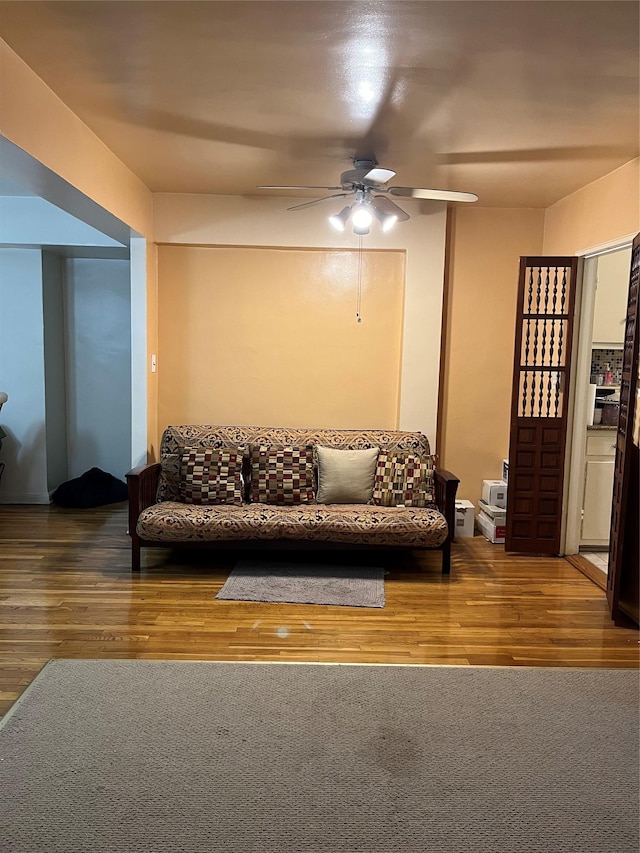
(286, 193), (351, 211)
(362, 167), (396, 185)
(257, 185), (343, 191)
(373, 196), (410, 222)
(436, 145), (635, 166)
(389, 186), (478, 203)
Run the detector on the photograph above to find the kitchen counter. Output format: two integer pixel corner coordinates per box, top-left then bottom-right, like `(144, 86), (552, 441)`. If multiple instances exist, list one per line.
(587, 424), (617, 431)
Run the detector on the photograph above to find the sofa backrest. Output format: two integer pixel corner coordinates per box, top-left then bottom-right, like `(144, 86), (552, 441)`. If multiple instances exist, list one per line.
(157, 425), (431, 502)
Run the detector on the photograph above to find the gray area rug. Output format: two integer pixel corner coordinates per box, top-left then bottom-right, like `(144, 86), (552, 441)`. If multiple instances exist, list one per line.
(1, 661), (638, 853)
(215, 560), (385, 607)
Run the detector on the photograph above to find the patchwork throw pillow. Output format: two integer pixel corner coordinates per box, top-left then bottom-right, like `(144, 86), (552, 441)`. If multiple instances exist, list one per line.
(179, 447), (244, 505)
(371, 450), (435, 508)
(250, 445), (315, 505)
(315, 445), (379, 504)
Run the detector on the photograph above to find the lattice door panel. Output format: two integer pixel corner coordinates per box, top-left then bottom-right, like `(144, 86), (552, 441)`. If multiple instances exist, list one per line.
(506, 257), (579, 554)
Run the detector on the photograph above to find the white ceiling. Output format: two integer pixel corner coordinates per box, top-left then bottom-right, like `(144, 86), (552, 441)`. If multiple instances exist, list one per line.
(0, 1), (637, 208)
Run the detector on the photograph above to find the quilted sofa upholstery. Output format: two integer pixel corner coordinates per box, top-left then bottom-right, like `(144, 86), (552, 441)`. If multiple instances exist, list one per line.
(126, 425), (459, 573)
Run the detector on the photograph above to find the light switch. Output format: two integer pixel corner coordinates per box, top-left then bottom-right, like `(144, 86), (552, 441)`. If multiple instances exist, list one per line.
(151, 354), (157, 373)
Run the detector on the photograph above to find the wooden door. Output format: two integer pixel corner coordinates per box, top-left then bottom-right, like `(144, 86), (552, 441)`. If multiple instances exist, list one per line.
(607, 234), (639, 625)
(506, 257), (580, 554)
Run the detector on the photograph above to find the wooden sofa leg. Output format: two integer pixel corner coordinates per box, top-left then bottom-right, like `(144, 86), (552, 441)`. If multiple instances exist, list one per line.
(441, 541), (451, 575)
(131, 536), (141, 572)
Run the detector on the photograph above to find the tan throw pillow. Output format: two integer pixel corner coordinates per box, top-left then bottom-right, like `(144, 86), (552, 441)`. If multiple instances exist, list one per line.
(179, 447), (244, 505)
(250, 445), (315, 505)
(371, 450), (435, 508)
(315, 445), (379, 504)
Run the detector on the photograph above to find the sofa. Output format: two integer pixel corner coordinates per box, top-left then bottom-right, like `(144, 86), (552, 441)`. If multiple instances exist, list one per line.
(126, 425), (459, 574)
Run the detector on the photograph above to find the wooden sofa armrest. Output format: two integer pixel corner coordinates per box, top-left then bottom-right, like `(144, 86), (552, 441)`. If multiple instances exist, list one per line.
(126, 463), (161, 571)
(434, 467), (460, 543)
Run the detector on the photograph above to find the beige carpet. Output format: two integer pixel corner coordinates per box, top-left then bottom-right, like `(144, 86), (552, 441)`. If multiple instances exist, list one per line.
(215, 560), (385, 606)
(1, 660), (638, 852)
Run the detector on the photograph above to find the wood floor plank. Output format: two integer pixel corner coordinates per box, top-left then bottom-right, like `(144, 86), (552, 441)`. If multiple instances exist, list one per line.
(0, 503), (637, 717)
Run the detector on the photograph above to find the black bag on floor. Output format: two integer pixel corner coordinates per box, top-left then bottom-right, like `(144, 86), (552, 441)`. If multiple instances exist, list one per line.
(52, 467), (128, 508)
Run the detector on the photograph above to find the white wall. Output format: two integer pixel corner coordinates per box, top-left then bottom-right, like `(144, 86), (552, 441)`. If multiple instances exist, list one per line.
(592, 247), (632, 346)
(0, 196), (126, 249)
(153, 193), (448, 442)
(0, 249), (49, 502)
(0, 252), (133, 501)
(64, 258), (132, 479)
(42, 251), (69, 491)
(130, 237), (148, 467)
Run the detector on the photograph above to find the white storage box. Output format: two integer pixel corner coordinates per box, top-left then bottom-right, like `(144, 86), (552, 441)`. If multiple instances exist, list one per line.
(481, 479), (508, 509)
(478, 499), (507, 525)
(477, 510), (506, 544)
(502, 459), (509, 484)
(454, 499), (475, 538)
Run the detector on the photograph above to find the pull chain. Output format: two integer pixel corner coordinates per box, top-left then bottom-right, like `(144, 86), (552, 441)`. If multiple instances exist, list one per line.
(356, 235), (363, 323)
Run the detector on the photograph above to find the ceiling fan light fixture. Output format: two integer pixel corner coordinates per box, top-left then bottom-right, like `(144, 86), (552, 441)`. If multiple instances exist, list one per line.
(353, 223), (370, 236)
(372, 206), (398, 232)
(329, 206), (352, 231)
(351, 205), (373, 229)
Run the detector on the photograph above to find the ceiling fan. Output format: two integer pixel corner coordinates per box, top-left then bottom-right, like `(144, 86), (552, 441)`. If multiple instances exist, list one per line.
(257, 159), (478, 234)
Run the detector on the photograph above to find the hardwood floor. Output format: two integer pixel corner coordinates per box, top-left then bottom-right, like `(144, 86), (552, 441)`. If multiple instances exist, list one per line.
(0, 503), (637, 718)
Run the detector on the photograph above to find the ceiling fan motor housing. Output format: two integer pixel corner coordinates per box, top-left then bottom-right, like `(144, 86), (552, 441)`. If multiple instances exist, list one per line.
(339, 159), (388, 189)
(340, 171), (372, 188)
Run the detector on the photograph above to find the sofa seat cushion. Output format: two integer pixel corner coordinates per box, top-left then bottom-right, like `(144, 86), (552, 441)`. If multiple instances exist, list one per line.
(137, 502), (448, 549)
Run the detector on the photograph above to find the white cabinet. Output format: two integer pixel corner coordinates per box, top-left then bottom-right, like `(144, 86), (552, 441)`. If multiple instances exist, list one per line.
(581, 431), (617, 546)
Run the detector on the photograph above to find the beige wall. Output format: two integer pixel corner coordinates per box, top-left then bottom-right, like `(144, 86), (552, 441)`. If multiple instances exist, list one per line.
(153, 193), (448, 450)
(0, 39), (152, 237)
(440, 208), (545, 505)
(543, 159), (639, 255)
(158, 246), (404, 431)
(442, 162), (638, 509)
